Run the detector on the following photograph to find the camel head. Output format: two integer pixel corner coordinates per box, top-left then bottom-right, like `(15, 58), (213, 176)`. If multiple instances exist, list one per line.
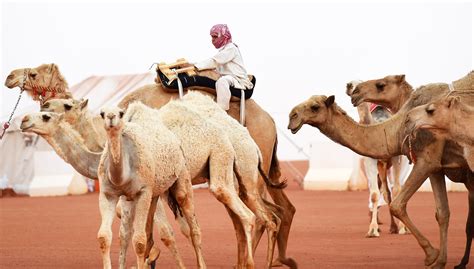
(20, 112), (63, 136)
(100, 107), (125, 131)
(5, 63), (71, 103)
(288, 95), (335, 134)
(41, 98), (87, 124)
(349, 75), (406, 108)
(406, 96), (463, 134)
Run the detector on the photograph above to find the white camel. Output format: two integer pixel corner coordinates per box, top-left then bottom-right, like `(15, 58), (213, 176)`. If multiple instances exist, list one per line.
(40, 99), (188, 268)
(97, 106), (206, 269)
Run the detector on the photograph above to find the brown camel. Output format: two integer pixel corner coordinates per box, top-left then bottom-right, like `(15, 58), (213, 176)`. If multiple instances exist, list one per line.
(406, 94), (474, 171)
(347, 72), (473, 269)
(288, 74), (473, 268)
(5, 63), (71, 103)
(5, 64), (296, 268)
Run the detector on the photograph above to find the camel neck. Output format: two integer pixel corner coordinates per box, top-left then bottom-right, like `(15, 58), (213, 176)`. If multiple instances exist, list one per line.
(318, 105), (404, 159)
(450, 110), (474, 146)
(46, 122), (101, 179)
(106, 129), (125, 185)
(73, 111), (105, 152)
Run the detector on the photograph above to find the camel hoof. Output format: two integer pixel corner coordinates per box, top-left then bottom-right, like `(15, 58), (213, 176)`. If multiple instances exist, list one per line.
(271, 258), (283, 267)
(366, 228), (380, 238)
(398, 226), (410, 235)
(424, 248), (440, 266)
(454, 263), (466, 269)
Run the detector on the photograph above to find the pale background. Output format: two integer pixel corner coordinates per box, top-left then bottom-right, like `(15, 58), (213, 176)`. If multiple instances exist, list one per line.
(1, 1), (472, 160)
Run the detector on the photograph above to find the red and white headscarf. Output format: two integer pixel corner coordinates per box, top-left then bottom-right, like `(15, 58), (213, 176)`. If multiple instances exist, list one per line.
(210, 24), (232, 49)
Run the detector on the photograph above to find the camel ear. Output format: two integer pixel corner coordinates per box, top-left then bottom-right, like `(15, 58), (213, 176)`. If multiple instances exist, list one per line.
(346, 82), (353, 93)
(325, 95), (335, 107)
(80, 99), (89, 110)
(447, 96), (461, 108)
(395, 74), (405, 82)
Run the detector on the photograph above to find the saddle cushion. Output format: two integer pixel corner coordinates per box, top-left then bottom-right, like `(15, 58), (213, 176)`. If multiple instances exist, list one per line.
(157, 69), (255, 100)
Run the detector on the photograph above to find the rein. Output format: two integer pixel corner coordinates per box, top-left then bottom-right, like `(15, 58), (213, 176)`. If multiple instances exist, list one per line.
(0, 69), (29, 140)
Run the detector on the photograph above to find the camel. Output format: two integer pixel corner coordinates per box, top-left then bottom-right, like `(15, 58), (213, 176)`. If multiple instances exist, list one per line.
(97, 106), (205, 269)
(347, 73), (474, 269)
(5, 64), (296, 268)
(288, 72), (473, 268)
(5, 63), (71, 104)
(346, 80), (407, 237)
(38, 98), (188, 268)
(181, 91), (285, 268)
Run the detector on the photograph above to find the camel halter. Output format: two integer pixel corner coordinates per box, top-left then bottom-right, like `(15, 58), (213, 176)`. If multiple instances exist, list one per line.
(0, 69), (29, 140)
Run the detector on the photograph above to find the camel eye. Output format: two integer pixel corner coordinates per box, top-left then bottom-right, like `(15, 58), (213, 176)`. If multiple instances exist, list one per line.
(352, 87), (360, 95)
(376, 82), (385, 91)
(42, 114), (51, 122)
(30, 72), (37, 79)
(42, 102), (50, 109)
(100, 112), (105, 119)
(119, 111), (124, 118)
(64, 104), (72, 111)
(290, 113), (297, 120)
(425, 107), (435, 115)
(310, 105), (320, 112)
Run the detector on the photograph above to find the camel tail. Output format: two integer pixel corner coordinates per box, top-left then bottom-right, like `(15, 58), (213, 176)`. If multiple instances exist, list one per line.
(166, 183), (183, 219)
(233, 160), (248, 201)
(269, 135), (282, 182)
(258, 149), (287, 189)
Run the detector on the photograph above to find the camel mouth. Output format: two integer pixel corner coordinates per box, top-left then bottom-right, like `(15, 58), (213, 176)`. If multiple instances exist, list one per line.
(416, 124), (445, 132)
(289, 123), (303, 134)
(350, 96), (363, 107)
(4, 77), (20, 88)
(20, 123), (34, 132)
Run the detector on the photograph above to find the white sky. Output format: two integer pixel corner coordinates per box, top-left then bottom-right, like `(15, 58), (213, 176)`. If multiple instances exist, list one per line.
(1, 1), (473, 160)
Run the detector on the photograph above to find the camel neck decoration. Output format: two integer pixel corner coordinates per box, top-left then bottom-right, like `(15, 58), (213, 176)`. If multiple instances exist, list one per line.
(5, 63), (71, 103)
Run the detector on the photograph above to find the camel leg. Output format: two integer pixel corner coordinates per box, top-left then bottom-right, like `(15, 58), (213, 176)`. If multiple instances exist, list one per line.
(131, 189), (154, 269)
(267, 188), (296, 268)
(390, 161), (439, 267)
(224, 206), (248, 268)
(172, 177), (206, 269)
(97, 193), (119, 269)
(390, 157), (408, 234)
(209, 163), (256, 269)
(245, 192), (279, 269)
(365, 158), (381, 237)
(429, 172), (450, 269)
(154, 197), (185, 269)
(118, 197), (134, 269)
(454, 189), (473, 269)
(378, 161), (399, 235)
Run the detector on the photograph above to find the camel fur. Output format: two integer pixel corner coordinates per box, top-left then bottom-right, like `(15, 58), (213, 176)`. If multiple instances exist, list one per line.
(98, 106), (205, 269)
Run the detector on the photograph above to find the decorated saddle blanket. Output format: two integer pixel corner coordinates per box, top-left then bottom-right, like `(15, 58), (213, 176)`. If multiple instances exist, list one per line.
(157, 68), (255, 100)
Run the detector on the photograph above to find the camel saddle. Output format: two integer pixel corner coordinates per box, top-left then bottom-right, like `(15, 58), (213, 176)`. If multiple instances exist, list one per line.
(155, 59), (255, 101)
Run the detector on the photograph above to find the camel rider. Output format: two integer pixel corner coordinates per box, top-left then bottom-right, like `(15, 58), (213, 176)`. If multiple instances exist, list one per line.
(194, 24), (253, 111)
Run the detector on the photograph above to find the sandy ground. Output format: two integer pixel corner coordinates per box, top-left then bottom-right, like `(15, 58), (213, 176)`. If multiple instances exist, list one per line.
(0, 181), (470, 269)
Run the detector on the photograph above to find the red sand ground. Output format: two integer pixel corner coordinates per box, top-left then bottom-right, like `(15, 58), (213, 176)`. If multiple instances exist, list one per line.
(0, 180), (470, 268)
